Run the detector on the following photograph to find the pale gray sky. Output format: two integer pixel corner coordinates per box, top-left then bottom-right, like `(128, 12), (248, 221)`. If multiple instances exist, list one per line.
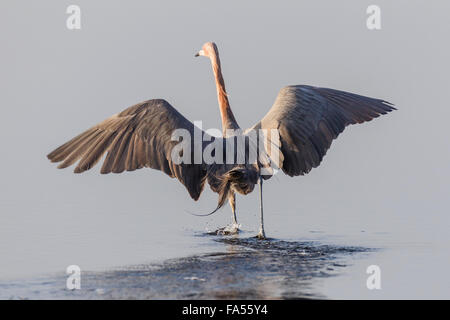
(0, 0), (449, 298)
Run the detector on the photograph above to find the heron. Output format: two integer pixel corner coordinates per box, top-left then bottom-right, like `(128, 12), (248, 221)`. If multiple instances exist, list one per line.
(47, 42), (395, 239)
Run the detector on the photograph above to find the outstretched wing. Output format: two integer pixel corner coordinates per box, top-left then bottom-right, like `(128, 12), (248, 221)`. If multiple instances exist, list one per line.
(47, 99), (207, 200)
(249, 85), (396, 177)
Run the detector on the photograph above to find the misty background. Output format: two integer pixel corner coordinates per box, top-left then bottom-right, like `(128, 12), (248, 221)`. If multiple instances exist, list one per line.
(0, 0), (449, 298)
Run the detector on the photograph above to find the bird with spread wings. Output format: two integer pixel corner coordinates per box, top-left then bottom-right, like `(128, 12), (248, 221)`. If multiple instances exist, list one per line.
(48, 42), (395, 239)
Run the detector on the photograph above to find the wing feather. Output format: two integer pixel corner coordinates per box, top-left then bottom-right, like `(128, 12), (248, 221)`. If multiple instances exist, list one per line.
(249, 85), (395, 177)
(48, 99), (208, 200)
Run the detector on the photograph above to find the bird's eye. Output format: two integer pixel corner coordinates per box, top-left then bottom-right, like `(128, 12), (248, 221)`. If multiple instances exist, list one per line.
(239, 183), (248, 189)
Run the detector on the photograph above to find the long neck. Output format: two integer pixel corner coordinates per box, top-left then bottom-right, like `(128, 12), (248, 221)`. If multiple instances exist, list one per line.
(210, 52), (239, 133)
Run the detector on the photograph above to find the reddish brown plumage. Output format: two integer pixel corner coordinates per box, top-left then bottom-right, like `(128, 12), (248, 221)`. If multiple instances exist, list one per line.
(200, 42), (239, 133)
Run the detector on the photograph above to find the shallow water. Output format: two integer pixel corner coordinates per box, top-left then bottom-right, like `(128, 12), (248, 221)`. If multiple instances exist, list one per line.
(1, 203), (449, 300)
(0, 233), (373, 299)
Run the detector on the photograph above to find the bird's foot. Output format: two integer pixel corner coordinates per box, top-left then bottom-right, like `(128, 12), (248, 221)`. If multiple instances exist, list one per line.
(215, 223), (241, 236)
(256, 229), (266, 240)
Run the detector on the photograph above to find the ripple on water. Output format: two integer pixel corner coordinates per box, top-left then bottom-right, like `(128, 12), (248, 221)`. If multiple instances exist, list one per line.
(0, 236), (374, 299)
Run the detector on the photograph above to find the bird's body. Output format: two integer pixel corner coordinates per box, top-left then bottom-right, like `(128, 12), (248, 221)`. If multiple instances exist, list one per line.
(48, 42), (395, 238)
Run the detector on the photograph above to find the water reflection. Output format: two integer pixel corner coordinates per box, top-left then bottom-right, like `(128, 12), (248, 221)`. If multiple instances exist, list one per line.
(0, 236), (372, 299)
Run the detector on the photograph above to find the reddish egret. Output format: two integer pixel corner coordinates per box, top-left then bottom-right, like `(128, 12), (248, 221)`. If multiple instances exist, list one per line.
(48, 42), (395, 239)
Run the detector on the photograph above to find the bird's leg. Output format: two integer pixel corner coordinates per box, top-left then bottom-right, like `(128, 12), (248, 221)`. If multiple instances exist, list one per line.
(257, 176), (267, 239)
(230, 192), (238, 226)
(215, 193), (240, 235)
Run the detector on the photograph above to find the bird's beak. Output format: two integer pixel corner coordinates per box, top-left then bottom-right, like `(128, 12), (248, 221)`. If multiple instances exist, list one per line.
(194, 49), (204, 57)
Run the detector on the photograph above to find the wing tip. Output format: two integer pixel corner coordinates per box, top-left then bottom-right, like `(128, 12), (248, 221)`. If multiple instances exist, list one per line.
(47, 151), (60, 163)
(382, 100), (397, 111)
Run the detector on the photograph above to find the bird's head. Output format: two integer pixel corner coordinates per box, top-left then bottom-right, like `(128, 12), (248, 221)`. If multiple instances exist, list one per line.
(195, 42), (218, 59)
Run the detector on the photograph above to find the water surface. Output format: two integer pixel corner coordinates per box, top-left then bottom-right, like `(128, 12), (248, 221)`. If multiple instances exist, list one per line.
(0, 233), (372, 299)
